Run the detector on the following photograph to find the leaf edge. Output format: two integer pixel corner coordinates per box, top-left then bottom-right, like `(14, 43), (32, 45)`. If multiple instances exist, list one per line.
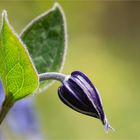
(20, 2), (68, 92)
(0, 10), (39, 100)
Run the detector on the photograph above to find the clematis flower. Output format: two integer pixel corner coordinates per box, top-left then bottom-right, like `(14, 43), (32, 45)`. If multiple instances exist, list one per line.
(58, 71), (112, 131)
(0, 81), (43, 140)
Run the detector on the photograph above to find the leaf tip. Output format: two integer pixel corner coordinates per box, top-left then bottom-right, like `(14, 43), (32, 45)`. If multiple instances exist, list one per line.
(2, 10), (8, 20)
(2, 9), (7, 16)
(1, 9), (9, 26)
(53, 2), (60, 8)
(53, 2), (63, 12)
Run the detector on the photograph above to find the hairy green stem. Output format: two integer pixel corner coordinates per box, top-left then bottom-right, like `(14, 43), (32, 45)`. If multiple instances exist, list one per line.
(0, 97), (13, 125)
(39, 72), (67, 82)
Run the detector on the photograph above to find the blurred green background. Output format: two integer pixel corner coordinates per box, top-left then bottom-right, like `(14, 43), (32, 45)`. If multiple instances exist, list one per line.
(0, 0), (140, 139)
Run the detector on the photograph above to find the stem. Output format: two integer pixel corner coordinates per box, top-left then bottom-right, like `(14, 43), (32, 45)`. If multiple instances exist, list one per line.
(0, 97), (13, 125)
(39, 72), (67, 82)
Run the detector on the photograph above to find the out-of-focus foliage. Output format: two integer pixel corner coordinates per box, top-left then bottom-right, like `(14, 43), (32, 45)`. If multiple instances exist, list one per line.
(0, 1), (140, 140)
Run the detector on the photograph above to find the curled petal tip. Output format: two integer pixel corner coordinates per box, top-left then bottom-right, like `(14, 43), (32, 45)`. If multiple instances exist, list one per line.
(104, 125), (115, 133)
(104, 117), (115, 132)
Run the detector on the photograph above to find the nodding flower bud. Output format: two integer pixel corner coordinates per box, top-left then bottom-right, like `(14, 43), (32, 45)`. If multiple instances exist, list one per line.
(58, 71), (112, 131)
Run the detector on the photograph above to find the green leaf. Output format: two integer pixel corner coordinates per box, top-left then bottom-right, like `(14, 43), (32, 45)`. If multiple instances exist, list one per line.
(0, 11), (39, 101)
(20, 3), (67, 92)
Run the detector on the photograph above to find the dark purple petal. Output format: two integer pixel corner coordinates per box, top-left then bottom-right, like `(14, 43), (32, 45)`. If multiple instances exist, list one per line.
(66, 77), (99, 117)
(58, 84), (98, 118)
(71, 71), (105, 122)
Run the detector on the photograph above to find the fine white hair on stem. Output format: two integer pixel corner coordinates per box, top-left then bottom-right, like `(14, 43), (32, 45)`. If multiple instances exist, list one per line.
(39, 72), (67, 82)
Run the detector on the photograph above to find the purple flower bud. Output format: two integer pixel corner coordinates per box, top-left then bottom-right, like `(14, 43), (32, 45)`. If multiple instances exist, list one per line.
(58, 71), (112, 131)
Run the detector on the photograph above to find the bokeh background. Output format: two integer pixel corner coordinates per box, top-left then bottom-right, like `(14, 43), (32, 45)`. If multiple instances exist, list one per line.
(0, 0), (140, 140)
